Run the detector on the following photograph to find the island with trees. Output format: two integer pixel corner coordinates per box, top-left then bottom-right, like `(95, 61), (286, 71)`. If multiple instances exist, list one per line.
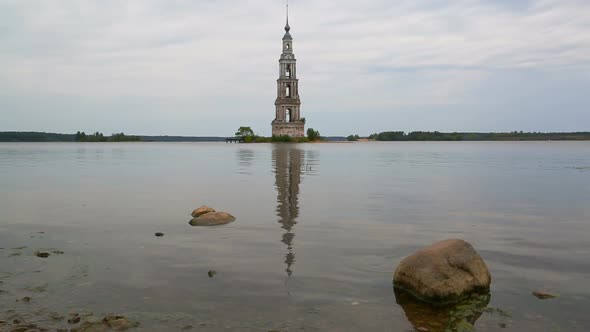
(231, 126), (323, 143)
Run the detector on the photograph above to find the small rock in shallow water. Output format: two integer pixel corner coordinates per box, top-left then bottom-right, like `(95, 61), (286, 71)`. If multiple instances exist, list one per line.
(532, 290), (557, 299)
(393, 239), (491, 304)
(35, 252), (50, 258)
(51, 250), (64, 255)
(191, 206), (216, 218)
(68, 314), (81, 324)
(103, 314), (138, 331)
(208, 270), (217, 278)
(22, 296), (31, 302)
(155, 232), (164, 237)
(189, 212), (236, 226)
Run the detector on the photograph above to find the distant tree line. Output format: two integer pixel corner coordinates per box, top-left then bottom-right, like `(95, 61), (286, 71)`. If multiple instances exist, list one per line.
(347, 134), (361, 141)
(0, 132), (75, 142)
(0, 131), (142, 142)
(360, 131), (590, 141)
(75, 131), (141, 142)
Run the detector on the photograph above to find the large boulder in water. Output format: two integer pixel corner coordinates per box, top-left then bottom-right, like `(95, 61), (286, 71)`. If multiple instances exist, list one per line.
(191, 205), (216, 218)
(189, 212), (236, 226)
(393, 239), (491, 304)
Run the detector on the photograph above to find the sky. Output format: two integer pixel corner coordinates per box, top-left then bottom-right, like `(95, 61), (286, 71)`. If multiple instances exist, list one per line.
(1, 0), (589, 136)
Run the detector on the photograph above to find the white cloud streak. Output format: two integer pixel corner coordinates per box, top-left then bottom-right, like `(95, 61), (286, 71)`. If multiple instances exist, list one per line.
(0, 0), (589, 134)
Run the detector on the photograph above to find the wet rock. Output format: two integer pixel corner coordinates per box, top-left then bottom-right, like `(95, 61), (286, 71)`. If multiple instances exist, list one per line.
(394, 286), (490, 332)
(35, 252), (50, 258)
(155, 232), (164, 237)
(71, 321), (108, 332)
(207, 270), (217, 278)
(393, 239), (491, 304)
(103, 314), (138, 331)
(189, 212), (236, 226)
(70, 315), (137, 332)
(49, 312), (65, 321)
(532, 290), (557, 299)
(68, 314), (81, 324)
(9, 323), (47, 332)
(51, 250), (64, 255)
(21, 296), (31, 303)
(191, 206), (216, 218)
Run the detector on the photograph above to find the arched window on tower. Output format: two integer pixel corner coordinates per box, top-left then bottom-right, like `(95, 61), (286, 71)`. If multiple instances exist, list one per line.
(286, 84), (291, 97)
(286, 108), (292, 122)
(286, 65), (291, 78)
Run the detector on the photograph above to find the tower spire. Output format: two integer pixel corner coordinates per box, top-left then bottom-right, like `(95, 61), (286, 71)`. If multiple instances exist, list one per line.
(285, 0), (290, 32)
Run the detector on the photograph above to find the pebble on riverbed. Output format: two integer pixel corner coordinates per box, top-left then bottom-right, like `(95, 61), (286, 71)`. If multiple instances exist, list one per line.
(68, 313), (81, 324)
(532, 290), (557, 299)
(155, 232), (164, 237)
(35, 251), (50, 258)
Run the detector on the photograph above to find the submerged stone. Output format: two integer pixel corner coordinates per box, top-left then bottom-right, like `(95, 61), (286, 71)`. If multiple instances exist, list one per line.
(155, 232), (164, 237)
(70, 314), (138, 332)
(393, 239), (491, 304)
(189, 212), (236, 226)
(532, 290), (557, 299)
(35, 252), (50, 258)
(394, 286), (492, 332)
(103, 314), (138, 331)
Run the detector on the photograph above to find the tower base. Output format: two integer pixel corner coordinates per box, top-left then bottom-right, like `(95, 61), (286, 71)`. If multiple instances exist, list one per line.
(272, 121), (305, 138)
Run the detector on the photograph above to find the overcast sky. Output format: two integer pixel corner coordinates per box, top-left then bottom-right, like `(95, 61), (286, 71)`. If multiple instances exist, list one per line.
(1, 0), (589, 136)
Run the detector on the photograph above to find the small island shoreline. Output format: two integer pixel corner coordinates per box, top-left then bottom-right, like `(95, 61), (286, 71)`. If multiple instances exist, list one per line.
(2, 131), (590, 142)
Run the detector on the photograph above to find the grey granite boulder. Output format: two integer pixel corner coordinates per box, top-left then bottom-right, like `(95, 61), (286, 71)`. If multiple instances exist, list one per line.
(393, 239), (491, 304)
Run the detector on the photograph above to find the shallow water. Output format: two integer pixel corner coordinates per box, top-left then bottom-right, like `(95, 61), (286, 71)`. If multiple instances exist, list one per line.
(0, 142), (589, 331)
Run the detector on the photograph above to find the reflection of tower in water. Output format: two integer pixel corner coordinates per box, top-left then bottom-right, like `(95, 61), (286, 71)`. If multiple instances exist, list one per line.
(273, 146), (304, 277)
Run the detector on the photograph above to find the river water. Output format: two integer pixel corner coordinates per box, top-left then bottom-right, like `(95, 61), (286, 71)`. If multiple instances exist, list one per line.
(0, 142), (589, 331)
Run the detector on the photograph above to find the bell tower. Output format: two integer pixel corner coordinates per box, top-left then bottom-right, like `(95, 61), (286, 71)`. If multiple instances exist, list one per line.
(272, 1), (305, 138)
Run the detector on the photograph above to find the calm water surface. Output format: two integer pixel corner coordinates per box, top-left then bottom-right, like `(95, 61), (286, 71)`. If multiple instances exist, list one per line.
(1, 142), (589, 331)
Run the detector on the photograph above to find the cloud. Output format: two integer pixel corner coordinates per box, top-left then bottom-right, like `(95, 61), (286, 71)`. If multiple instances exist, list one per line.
(0, 0), (589, 135)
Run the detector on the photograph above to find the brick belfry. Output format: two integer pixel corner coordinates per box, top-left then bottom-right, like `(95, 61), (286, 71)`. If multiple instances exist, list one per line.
(271, 1), (305, 138)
